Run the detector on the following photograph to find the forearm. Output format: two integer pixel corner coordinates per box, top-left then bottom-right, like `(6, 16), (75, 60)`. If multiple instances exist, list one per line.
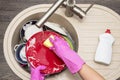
(48, 36), (104, 80)
(78, 64), (105, 80)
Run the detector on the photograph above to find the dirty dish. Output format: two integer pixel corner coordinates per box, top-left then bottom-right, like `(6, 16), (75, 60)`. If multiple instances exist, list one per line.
(20, 20), (38, 42)
(20, 20), (43, 41)
(14, 43), (27, 65)
(44, 22), (67, 36)
(63, 36), (74, 50)
(44, 22), (74, 47)
(26, 31), (66, 75)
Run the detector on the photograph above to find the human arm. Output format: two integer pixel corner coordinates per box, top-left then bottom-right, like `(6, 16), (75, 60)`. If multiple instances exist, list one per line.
(49, 36), (105, 80)
(30, 66), (46, 80)
(79, 64), (104, 80)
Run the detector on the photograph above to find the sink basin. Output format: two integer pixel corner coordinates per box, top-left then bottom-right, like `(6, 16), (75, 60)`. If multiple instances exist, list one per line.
(3, 4), (78, 80)
(4, 4), (120, 80)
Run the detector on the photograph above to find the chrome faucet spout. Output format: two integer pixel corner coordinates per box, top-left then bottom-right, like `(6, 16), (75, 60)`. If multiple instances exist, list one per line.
(35, 0), (92, 28)
(36, 0), (65, 28)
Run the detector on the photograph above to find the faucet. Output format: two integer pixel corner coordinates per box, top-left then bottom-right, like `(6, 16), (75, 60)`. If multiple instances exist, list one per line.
(35, 0), (93, 28)
(63, 0), (94, 18)
(36, 0), (65, 28)
(25, 0), (94, 41)
(64, 0), (76, 17)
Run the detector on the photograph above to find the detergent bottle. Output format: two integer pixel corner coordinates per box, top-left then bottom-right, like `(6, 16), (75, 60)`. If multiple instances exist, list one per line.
(95, 29), (115, 65)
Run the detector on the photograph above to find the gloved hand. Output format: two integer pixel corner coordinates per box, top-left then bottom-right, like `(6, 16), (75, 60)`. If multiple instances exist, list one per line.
(30, 66), (46, 80)
(50, 36), (85, 74)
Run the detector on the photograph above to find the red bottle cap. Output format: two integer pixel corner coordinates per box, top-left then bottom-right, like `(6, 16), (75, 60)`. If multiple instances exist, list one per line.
(105, 29), (111, 34)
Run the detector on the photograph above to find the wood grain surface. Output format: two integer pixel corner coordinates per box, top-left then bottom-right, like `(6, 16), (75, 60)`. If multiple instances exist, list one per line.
(0, 0), (120, 80)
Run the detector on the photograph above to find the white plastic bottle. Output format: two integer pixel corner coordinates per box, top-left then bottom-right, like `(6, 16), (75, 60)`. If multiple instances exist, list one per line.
(95, 29), (115, 65)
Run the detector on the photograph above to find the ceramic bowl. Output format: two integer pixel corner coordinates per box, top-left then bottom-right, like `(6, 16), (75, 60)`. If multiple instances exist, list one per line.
(20, 20), (38, 42)
(14, 43), (27, 65)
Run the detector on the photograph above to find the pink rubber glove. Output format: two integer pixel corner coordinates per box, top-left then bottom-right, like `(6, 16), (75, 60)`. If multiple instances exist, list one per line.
(30, 66), (46, 80)
(50, 36), (85, 74)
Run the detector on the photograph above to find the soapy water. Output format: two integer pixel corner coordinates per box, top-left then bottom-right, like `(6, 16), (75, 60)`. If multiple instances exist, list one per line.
(15, 20), (75, 74)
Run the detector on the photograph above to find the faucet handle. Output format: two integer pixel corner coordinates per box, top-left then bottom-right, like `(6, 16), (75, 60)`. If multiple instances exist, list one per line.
(85, 4), (94, 14)
(63, 2), (94, 19)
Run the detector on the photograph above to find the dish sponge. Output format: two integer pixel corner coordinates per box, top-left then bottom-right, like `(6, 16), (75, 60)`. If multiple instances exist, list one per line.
(43, 35), (54, 48)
